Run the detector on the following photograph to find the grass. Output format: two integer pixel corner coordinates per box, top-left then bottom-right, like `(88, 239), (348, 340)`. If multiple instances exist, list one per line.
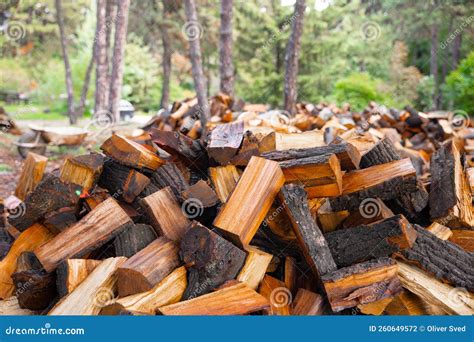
(2, 103), (66, 121)
(0, 164), (12, 172)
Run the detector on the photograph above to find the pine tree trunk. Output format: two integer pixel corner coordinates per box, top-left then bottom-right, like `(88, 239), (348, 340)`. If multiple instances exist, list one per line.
(283, 0), (305, 116)
(94, 0), (109, 116)
(108, 0), (130, 121)
(160, 2), (172, 110)
(452, 32), (462, 69)
(430, 23), (439, 110)
(105, 0), (115, 86)
(219, 0), (234, 97)
(184, 0), (210, 132)
(55, 0), (76, 124)
(76, 52), (95, 118)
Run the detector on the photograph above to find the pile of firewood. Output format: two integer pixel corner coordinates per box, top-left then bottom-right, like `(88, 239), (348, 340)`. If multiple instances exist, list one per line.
(0, 99), (473, 316)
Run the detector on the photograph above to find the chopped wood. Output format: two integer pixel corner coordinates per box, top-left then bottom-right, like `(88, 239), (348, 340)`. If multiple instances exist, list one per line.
(209, 165), (240, 203)
(35, 198), (132, 273)
(12, 268), (57, 311)
(100, 266), (187, 315)
(43, 206), (77, 234)
(8, 173), (81, 232)
(0, 223), (53, 299)
(449, 230), (474, 252)
(229, 130), (260, 166)
(429, 140), (474, 228)
(59, 153), (104, 190)
(181, 179), (219, 208)
(117, 237), (180, 297)
(0, 296), (35, 315)
(208, 121), (244, 164)
(49, 257), (127, 315)
(467, 168), (474, 194)
(284, 256), (297, 293)
(325, 215), (417, 267)
(237, 246), (272, 290)
(291, 288), (324, 315)
(14, 152), (48, 201)
(158, 282), (269, 315)
(358, 298), (393, 315)
(341, 200), (393, 229)
(280, 184), (337, 283)
(259, 275), (291, 315)
(56, 259), (102, 297)
(397, 261), (473, 315)
(147, 161), (189, 200)
(426, 222), (452, 240)
(140, 187), (190, 242)
(322, 258), (402, 312)
(180, 221), (246, 299)
(214, 156), (285, 246)
(113, 223), (157, 257)
(275, 131), (325, 150)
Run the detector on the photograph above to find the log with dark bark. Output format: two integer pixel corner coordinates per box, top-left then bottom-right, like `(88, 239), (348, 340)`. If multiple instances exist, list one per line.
(146, 161), (189, 200)
(429, 140), (473, 228)
(181, 180), (219, 209)
(43, 206), (78, 234)
(325, 214), (417, 268)
(396, 225), (474, 291)
(322, 258), (402, 312)
(207, 121), (244, 164)
(279, 184), (337, 282)
(113, 223), (157, 257)
(180, 221), (246, 300)
(12, 267), (57, 311)
(8, 173), (81, 232)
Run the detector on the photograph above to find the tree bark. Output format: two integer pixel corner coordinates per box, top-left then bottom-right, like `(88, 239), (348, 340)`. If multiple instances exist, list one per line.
(105, 0), (115, 86)
(452, 32), (462, 69)
(108, 0), (130, 121)
(55, 0), (76, 124)
(159, 1), (172, 110)
(76, 52), (95, 118)
(94, 0), (109, 116)
(283, 0), (305, 116)
(430, 23), (439, 110)
(219, 0), (234, 97)
(184, 0), (210, 133)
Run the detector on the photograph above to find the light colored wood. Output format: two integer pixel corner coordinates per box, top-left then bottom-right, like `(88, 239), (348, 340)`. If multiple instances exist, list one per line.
(49, 257), (127, 315)
(449, 230), (474, 252)
(284, 257), (297, 293)
(237, 246), (272, 290)
(467, 168), (474, 194)
(101, 267), (187, 315)
(358, 298), (393, 315)
(159, 282), (269, 315)
(317, 201), (349, 232)
(14, 152), (48, 200)
(209, 165), (240, 203)
(384, 291), (429, 315)
(259, 275), (291, 316)
(58, 259), (102, 295)
(275, 131), (325, 151)
(0, 223), (53, 299)
(100, 134), (165, 171)
(291, 288), (324, 315)
(35, 198), (132, 273)
(397, 261), (473, 315)
(214, 156), (285, 246)
(426, 222), (452, 240)
(140, 187), (190, 242)
(0, 296), (35, 315)
(59, 154), (103, 190)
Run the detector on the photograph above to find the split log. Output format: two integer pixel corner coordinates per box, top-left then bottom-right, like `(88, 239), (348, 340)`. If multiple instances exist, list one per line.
(214, 156), (285, 246)
(341, 200), (393, 229)
(35, 198), (132, 273)
(113, 223), (157, 257)
(397, 261), (473, 315)
(262, 143), (360, 171)
(0, 296), (35, 315)
(147, 161), (189, 200)
(449, 230), (474, 252)
(140, 187), (190, 242)
(101, 134), (164, 171)
(8, 173), (81, 232)
(49, 257), (127, 315)
(259, 275), (291, 315)
(396, 225), (474, 291)
(329, 159), (418, 212)
(426, 222), (452, 240)
(181, 180), (219, 208)
(284, 256), (297, 293)
(384, 290), (427, 315)
(207, 121), (244, 164)
(99, 159), (150, 203)
(229, 130), (260, 166)
(209, 165), (240, 203)
(358, 298), (393, 315)
(117, 237), (180, 297)
(43, 206), (77, 234)
(158, 282), (269, 315)
(275, 131), (325, 151)
(322, 258), (402, 312)
(14, 152), (48, 200)
(56, 259), (102, 297)
(100, 266), (187, 315)
(325, 215), (417, 267)
(279, 184), (337, 282)
(317, 203), (349, 233)
(180, 221), (246, 299)
(429, 140), (474, 228)
(0, 224), (53, 299)
(280, 154), (342, 197)
(59, 153), (104, 190)
(12, 268), (56, 311)
(236, 246), (272, 290)
(291, 288), (324, 315)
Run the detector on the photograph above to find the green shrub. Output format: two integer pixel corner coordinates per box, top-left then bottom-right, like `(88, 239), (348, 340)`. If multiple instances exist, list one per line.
(333, 73), (385, 111)
(443, 51), (474, 114)
(416, 75), (435, 111)
(0, 59), (31, 92)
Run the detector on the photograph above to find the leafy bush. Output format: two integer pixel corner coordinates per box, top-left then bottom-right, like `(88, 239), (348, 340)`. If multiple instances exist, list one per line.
(416, 76), (435, 111)
(333, 73), (386, 111)
(0, 59), (31, 92)
(443, 52), (474, 114)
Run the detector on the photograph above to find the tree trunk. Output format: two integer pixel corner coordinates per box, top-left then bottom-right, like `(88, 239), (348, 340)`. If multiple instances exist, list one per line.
(452, 32), (462, 70)
(184, 0), (210, 132)
(283, 0), (305, 116)
(105, 0), (115, 86)
(219, 0), (234, 97)
(55, 0), (76, 124)
(159, 1), (172, 110)
(430, 23), (439, 110)
(76, 53), (95, 118)
(108, 0), (130, 121)
(94, 0), (109, 116)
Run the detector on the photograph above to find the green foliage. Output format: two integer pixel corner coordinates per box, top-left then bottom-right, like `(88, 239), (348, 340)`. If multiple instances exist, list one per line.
(0, 59), (31, 92)
(333, 73), (385, 111)
(416, 76), (435, 111)
(444, 52), (474, 114)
